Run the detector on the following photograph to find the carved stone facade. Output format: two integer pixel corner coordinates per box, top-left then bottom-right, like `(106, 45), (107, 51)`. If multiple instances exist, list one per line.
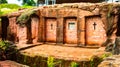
(1, 3), (120, 47)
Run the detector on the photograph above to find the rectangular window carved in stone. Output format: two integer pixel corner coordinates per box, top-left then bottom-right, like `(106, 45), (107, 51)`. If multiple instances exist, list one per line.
(68, 22), (75, 30)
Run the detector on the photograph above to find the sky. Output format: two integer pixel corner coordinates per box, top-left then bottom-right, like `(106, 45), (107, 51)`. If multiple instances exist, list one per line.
(7, 0), (38, 6)
(7, 0), (45, 6)
(7, 0), (120, 6)
(7, 0), (22, 6)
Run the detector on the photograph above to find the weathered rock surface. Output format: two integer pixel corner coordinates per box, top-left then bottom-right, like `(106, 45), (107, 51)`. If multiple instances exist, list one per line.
(98, 55), (120, 67)
(105, 37), (120, 55)
(17, 44), (106, 61)
(113, 37), (120, 55)
(0, 60), (29, 67)
(1, 2), (120, 46)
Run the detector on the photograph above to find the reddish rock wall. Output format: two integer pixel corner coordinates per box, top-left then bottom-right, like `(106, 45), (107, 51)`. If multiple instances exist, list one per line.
(31, 15), (39, 43)
(64, 18), (77, 44)
(37, 3), (120, 46)
(18, 26), (27, 44)
(85, 16), (107, 46)
(45, 18), (57, 42)
(8, 17), (18, 43)
(2, 3), (120, 47)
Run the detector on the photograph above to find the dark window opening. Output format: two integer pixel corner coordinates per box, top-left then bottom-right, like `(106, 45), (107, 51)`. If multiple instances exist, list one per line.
(51, 24), (53, 30)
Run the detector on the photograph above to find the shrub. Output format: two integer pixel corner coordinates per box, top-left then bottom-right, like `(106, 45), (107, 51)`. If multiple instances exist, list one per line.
(70, 62), (78, 67)
(47, 57), (62, 67)
(47, 57), (54, 67)
(0, 40), (17, 60)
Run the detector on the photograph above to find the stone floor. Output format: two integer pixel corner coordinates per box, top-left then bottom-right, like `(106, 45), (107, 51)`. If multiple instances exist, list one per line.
(16, 44), (109, 61)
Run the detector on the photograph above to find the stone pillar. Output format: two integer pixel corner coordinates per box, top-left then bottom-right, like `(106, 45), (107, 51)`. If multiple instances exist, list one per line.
(38, 15), (45, 43)
(78, 17), (85, 46)
(56, 17), (64, 44)
(8, 17), (18, 43)
(18, 25), (27, 44)
(31, 16), (39, 43)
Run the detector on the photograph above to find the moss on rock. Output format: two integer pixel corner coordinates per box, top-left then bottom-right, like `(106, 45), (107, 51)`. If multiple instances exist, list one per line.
(16, 9), (37, 26)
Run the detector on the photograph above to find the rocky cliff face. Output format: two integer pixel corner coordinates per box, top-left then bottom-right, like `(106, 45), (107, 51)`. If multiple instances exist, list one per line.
(98, 55), (120, 67)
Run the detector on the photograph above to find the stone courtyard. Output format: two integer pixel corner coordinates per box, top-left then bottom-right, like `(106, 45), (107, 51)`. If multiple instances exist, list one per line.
(17, 44), (108, 61)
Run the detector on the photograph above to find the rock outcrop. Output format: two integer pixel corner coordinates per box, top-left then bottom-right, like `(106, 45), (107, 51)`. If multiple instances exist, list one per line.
(98, 55), (120, 67)
(105, 37), (120, 55)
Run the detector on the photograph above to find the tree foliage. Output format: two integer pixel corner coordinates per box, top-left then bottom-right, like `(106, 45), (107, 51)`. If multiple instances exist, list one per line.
(21, 0), (36, 6)
(0, 0), (7, 4)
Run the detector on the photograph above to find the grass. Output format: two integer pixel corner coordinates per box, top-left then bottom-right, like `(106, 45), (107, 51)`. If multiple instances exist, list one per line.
(47, 57), (55, 67)
(47, 56), (62, 67)
(0, 4), (35, 16)
(89, 53), (113, 67)
(70, 62), (78, 67)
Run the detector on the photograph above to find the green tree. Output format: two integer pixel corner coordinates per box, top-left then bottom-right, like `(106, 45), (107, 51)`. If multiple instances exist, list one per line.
(0, 0), (7, 4)
(18, 0), (36, 6)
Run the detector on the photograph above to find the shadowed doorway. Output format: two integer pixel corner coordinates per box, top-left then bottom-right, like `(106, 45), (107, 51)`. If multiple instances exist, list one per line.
(116, 15), (120, 36)
(1, 17), (9, 40)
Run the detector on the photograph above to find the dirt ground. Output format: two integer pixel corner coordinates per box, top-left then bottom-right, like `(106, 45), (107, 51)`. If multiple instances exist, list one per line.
(17, 44), (109, 61)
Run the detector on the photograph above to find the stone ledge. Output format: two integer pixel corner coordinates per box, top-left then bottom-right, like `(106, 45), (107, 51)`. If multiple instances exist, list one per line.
(0, 60), (29, 67)
(17, 44), (108, 61)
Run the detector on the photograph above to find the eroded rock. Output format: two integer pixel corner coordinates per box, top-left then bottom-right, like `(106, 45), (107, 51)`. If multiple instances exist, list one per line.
(98, 55), (120, 67)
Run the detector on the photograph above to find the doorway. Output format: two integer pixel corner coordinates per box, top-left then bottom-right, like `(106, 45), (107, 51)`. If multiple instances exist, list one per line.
(85, 16), (106, 46)
(31, 14), (40, 43)
(45, 18), (57, 42)
(1, 17), (9, 40)
(116, 15), (120, 36)
(64, 17), (77, 44)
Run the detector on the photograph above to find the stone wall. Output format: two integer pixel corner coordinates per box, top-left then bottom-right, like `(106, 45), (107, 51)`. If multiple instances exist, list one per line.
(1, 3), (120, 46)
(8, 17), (18, 43)
(37, 3), (120, 46)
